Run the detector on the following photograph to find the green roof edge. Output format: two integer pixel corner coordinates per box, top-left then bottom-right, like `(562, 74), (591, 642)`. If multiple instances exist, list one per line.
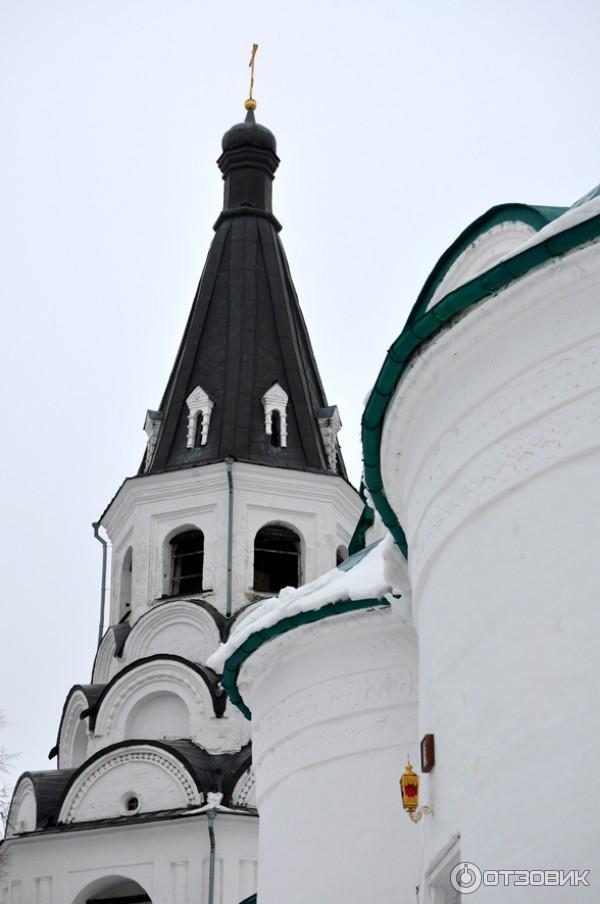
(362, 208), (600, 555)
(406, 203), (566, 324)
(221, 597), (390, 719)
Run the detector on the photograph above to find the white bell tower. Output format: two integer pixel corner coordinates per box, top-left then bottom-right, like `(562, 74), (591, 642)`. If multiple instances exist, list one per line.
(4, 100), (362, 904)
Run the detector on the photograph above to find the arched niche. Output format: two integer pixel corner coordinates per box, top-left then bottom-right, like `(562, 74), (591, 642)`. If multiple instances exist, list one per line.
(122, 599), (221, 666)
(125, 691), (190, 741)
(58, 743), (202, 824)
(92, 657), (213, 751)
(5, 776), (36, 836)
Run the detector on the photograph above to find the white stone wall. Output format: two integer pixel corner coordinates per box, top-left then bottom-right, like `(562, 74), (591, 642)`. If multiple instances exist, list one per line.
(101, 462), (361, 625)
(238, 607), (420, 904)
(1, 813), (258, 904)
(380, 240), (600, 899)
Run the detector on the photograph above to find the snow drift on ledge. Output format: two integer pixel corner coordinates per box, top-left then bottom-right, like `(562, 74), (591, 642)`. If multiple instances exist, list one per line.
(207, 534), (410, 674)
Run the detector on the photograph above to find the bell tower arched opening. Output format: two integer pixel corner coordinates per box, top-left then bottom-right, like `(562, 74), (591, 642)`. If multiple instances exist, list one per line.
(169, 529), (204, 597)
(253, 524), (301, 595)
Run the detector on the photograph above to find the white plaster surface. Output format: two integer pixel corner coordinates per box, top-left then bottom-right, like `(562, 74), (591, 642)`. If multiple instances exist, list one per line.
(238, 607), (420, 904)
(1, 813), (258, 904)
(380, 236), (600, 899)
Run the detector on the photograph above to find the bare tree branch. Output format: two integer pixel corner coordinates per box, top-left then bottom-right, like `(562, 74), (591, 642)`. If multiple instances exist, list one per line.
(0, 713), (17, 842)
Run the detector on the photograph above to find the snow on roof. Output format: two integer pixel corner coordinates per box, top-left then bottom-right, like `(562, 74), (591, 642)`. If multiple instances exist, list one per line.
(505, 194), (600, 258)
(207, 534), (409, 674)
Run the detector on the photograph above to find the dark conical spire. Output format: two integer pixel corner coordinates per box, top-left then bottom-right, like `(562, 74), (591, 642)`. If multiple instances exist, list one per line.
(142, 110), (346, 479)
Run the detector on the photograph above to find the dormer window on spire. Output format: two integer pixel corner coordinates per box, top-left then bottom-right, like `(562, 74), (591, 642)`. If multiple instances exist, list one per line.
(262, 383), (288, 448)
(186, 386), (214, 449)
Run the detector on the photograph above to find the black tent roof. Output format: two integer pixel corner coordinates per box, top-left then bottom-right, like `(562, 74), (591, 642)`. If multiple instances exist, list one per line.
(143, 109), (346, 478)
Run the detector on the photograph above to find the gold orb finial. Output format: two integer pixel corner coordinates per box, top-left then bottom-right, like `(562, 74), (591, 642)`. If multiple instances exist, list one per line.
(246, 43), (259, 111)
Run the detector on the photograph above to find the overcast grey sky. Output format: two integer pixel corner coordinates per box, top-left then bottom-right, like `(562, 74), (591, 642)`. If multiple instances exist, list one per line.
(1, 0), (599, 797)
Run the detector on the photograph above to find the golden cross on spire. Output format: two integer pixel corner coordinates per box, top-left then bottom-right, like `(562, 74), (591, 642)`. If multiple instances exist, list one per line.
(245, 43), (259, 111)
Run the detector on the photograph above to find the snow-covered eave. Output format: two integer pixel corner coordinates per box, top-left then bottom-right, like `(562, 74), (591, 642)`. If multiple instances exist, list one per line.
(506, 196), (600, 256)
(362, 199), (600, 554)
(207, 535), (410, 719)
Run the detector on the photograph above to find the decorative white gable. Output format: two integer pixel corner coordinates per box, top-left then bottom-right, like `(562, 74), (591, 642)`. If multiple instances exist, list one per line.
(262, 382), (288, 447)
(58, 744), (202, 823)
(317, 405), (342, 471)
(185, 386), (214, 448)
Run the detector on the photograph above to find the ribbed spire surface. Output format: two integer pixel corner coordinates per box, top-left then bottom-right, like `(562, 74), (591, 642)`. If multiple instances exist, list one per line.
(143, 111), (346, 478)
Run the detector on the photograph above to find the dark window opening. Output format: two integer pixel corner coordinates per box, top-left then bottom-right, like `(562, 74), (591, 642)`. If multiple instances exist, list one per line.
(125, 795), (139, 812)
(87, 897), (150, 904)
(194, 411), (204, 448)
(120, 547), (133, 615)
(170, 529), (204, 596)
(270, 410), (281, 447)
(254, 524), (300, 594)
(336, 545), (349, 566)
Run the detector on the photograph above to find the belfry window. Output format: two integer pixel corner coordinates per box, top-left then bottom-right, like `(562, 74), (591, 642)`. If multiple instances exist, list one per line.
(170, 529), (204, 596)
(270, 410), (282, 447)
(253, 524), (301, 595)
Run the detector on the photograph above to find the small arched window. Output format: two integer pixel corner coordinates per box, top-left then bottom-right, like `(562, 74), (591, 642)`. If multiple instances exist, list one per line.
(170, 529), (204, 596)
(253, 524), (301, 595)
(120, 547), (133, 618)
(270, 410), (282, 447)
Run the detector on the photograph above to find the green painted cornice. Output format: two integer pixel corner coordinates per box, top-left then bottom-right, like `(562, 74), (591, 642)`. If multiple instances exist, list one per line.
(221, 597), (390, 719)
(362, 206), (600, 556)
